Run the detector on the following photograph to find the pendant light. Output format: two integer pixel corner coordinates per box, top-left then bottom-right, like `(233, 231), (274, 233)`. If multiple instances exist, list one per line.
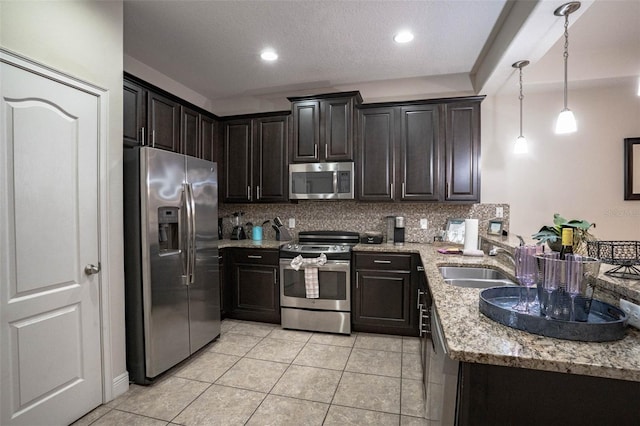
(513, 60), (530, 154)
(554, 2), (580, 134)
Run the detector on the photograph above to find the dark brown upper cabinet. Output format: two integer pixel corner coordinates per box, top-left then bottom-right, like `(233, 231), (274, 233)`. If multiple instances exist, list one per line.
(289, 92), (362, 163)
(357, 107), (397, 201)
(399, 104), (442, 201)
(224, 119), (252, 203)
(200, 114), (217, 162)
(123, 75), (221, 161)
(444, 101), (481, 202)
(254, 115), (289, 202)
(123, 79), (146, 147)
(223, 113), (289, 203)
(147, 91), (181, 153)
(181, 106), (200, 157)
(358, 97), (482, 203)
(357, 104), (441, 202)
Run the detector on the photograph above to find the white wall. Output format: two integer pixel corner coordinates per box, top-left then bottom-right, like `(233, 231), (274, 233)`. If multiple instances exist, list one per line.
(482, 79), (640, 242)
(1, 0), (127, 399)
(125, 54), (215, 113)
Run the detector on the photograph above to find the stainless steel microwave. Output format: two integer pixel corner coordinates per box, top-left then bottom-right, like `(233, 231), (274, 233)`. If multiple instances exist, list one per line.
(289, 162), (355, 200)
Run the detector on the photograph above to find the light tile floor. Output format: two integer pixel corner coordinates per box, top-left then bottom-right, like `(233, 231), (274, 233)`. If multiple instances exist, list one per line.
(73, 319), (430, 425)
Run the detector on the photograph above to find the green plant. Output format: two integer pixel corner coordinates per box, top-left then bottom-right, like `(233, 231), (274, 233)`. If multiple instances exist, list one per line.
(532, 213), (596, 254)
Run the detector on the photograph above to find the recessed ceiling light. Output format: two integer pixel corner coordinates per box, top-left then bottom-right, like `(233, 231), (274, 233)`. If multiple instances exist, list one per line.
(260, 49), (278, 61)
(393, 31), (414, 44)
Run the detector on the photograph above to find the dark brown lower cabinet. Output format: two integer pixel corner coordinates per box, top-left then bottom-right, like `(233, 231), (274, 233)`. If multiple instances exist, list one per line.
(456, 362), (640, 425)
(226, 248), (280, 324)
(352, 252), (418, 336)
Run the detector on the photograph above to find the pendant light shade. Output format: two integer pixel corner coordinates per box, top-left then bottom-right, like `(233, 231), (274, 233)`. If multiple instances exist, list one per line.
(514, 136), (528, 154)
(554, 2), (581, 135)
(556, 108), (577, 134)
(512, 60), (530, 154)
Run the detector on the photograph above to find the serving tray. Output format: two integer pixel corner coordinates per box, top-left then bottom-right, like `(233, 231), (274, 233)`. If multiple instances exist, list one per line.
(479, 287), (628, 342)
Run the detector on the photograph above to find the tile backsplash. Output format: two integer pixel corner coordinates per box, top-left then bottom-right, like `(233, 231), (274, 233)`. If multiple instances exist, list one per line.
(220, 201), (509, 243)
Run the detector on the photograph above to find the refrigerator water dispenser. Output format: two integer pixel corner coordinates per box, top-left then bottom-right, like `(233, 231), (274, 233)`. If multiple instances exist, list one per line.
(158, 206), (179, 253)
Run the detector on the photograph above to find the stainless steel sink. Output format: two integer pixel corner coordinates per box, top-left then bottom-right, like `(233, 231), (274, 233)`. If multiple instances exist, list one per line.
(438, 267), (517, 289)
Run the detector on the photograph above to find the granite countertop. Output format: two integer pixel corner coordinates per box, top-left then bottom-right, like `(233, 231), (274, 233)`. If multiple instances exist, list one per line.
(218, 239), (282, 250)
(219, 238), (640, 382)
(353, 242), (640, 383)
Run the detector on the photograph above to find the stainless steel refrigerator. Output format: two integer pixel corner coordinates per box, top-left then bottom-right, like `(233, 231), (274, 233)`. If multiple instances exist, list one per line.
(123, 146), (220, 384)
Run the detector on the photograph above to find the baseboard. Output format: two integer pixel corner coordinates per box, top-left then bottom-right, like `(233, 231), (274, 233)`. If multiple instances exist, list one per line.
(111, 371), (130, 400)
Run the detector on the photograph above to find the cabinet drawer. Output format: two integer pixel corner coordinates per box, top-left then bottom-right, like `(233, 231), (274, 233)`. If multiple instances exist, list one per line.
(355, 253), (412, 271)
(230, 248), (279, 265)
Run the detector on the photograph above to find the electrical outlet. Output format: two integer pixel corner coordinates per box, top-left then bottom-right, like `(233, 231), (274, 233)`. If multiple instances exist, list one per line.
(496, 207), (504, 218)
(620, 299), (640, 329)
(420, 218), (428, 229)
(288, 218), (295, 228)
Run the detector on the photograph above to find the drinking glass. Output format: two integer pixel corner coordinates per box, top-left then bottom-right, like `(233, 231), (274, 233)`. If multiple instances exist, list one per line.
(540, 252), (560, 319)
(514, 245), (538, 313)
(566, 254), (584, 321)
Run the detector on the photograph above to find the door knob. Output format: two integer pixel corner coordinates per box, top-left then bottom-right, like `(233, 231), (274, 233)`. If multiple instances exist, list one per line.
(84, 263), (101, 275)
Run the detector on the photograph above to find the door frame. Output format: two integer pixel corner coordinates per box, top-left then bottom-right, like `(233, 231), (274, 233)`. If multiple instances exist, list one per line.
(1, 49), (119, 402)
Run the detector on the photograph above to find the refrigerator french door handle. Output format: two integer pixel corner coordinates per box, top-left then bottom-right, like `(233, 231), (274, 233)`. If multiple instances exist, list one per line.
(183, 183), (193, 285)
(188, 183), (197, 284)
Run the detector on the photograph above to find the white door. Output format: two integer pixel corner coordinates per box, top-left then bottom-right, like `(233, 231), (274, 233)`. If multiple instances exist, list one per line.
(0, 57), (103, 425)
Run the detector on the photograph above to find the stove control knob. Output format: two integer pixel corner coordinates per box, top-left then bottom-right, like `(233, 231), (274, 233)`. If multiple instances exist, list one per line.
(293, 244), (300, 250)
(285, 243), (292, 249)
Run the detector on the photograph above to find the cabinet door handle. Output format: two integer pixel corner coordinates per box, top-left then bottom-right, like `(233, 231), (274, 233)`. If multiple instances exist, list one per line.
(152, 130), (156, 148)
(256, 186), (261, 200)
(314, 144), (318, 159)
(374, 260), (392, 264)
(247, 255), (262, 259)
(247, 185), (252, 201)
(140, 127), (145, 145)
(390, 183), (394, 199)
(417, 265), (425, 272)
(325, 144), (328, 159)
(402, 182), (406, 198)
(417, 289), (424, 310)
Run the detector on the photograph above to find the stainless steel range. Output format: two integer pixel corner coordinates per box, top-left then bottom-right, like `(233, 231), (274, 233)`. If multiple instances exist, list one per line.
(279, 231), (359, 334)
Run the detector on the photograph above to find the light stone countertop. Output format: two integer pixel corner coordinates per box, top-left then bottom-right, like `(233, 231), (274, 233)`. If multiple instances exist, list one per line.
(353, 242), (640, 383)
(219, 238), (640, 382)
(218, 239), (282, 250)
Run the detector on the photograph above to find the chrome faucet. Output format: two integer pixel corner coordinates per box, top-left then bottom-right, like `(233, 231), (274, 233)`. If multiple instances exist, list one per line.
(488, 246), (516, 265)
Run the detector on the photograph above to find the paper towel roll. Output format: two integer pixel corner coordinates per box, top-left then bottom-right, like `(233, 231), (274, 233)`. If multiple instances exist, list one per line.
(464, 219), (479, 251)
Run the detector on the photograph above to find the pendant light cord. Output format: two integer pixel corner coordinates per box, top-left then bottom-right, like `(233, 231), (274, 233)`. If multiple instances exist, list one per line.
(563, 14), (570, 110)
(519, 67), (524, 138)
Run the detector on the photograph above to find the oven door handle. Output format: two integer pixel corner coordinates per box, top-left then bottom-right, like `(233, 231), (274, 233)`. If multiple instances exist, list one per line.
(280, 259), (350, 271)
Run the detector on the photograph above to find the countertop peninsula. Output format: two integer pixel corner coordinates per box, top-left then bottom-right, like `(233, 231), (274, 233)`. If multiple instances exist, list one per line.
(353, 241), (640, 383)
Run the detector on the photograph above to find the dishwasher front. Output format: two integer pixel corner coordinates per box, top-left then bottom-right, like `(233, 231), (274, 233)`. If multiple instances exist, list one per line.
(424, 306), (460, 425)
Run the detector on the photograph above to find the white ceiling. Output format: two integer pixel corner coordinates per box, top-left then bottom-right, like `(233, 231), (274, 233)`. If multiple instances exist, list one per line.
(123, 0), (640, 115)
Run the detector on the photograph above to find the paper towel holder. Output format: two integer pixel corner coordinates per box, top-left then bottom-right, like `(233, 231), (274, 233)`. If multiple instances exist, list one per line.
(487, 219), (504, 235)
